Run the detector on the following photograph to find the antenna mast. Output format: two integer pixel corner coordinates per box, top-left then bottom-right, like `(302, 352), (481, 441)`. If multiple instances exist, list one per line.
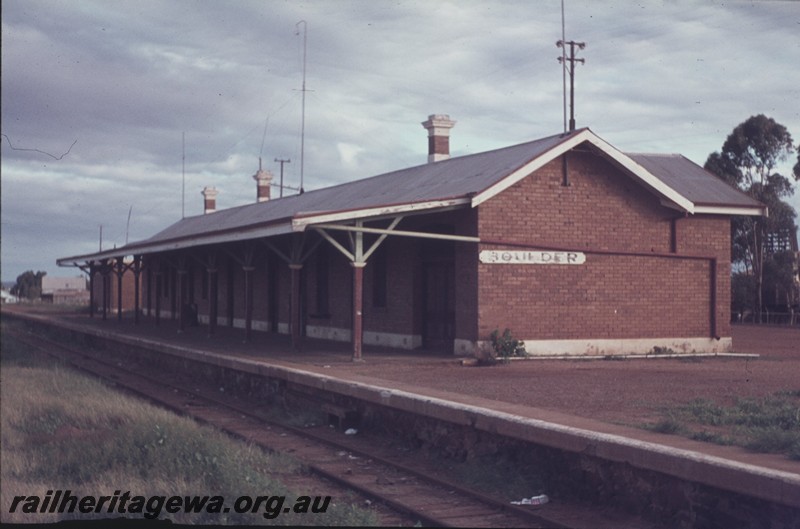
(259, 116), (269, 158)
(296, 20), (307, 194)
(557, 38), (586, 132)
(274, 158), (291, 198)
(560, 0), (567, 133)
(181, 131), (186, 218)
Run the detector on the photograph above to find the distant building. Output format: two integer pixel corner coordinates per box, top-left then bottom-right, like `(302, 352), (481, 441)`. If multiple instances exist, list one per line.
(1, 289), (19, 304)
(41, 276), (89, 305)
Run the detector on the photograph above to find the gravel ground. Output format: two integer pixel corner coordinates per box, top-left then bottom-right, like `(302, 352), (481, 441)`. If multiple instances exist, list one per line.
(332, 325), (800, 427)
(10, 307), (799, 431)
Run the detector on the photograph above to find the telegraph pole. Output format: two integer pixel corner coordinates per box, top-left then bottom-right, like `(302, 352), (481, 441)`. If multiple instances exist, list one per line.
(274, 158), (291, 198)
(557, 39), (586, 132)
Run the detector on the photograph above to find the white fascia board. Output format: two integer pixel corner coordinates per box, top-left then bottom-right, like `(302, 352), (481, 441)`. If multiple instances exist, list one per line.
(693, 205), (767, 217)
(57, 254), (117, 267)
(583, 134), (695, 213)
(56, 223), (293, 265)
(471, 129), (696, 214)
(660, 199), (768, 217)
(471, 130), (596, 207)
(291, 198), (471, 232)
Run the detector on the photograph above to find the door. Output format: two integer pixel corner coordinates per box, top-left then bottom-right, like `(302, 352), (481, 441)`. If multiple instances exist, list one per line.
(423, 261), (455, 349)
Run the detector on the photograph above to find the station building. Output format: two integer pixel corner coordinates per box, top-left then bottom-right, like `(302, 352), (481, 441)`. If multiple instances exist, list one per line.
(58, 117), (766, 359)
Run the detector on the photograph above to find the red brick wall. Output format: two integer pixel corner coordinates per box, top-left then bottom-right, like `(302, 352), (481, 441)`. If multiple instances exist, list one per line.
(90, 265), (138, 313)
(478, 153), (675, 252)
(477, 253), (711, 339)
(305, 246), (352, 331)
(476, 152), (731, 342)
(133, 150), (732, 352)
(362, 237), (418, 334)
(302, 210), (478, 345)
(675, 215), (732, 337)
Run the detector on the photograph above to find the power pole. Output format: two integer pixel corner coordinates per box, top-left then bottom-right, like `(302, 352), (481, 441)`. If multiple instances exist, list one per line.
(274, 158), (291, 198)
(557, 39), (586, 132)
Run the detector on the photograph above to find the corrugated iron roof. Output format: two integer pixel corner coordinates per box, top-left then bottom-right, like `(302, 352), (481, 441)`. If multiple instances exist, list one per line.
(626, 153), (763, 208)
(58, 128), (765, 265)
(137, 130), (575, 247)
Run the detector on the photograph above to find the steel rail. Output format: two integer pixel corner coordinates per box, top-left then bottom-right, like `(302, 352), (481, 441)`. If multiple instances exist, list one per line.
(8, 326), (567, 528)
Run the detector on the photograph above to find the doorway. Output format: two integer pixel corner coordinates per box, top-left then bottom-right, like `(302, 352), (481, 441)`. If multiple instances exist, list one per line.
(422, 261), (455, 349)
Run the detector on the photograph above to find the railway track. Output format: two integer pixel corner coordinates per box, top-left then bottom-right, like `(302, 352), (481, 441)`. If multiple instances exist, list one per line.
(7, 325), (570, 528)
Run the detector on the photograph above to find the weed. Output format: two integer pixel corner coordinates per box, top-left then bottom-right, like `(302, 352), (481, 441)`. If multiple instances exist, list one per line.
(488, 328), (527, 360)
(643, 392), (800, 459)
(682, 399), (727, 426)
(743, 427), (800, 454)
(645, 418), (685, 435)
(650, 346), (676, 355)
(0, 331), (378, 526)
(690, 431), (734, 445)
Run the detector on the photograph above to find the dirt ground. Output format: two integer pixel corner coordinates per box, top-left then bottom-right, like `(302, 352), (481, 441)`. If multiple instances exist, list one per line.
(332, 325), (800, 427)
(6, 307), (798, 433)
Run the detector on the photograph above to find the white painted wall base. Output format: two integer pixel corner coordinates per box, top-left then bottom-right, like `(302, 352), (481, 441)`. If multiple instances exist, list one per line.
(474, 336), (733, 357)
(364, 331), (422, 350)
(193, 314), (273, 332)
(305, 326), (423, 350)
(143, 308), (174, 318)
(306, 325), (352, 343)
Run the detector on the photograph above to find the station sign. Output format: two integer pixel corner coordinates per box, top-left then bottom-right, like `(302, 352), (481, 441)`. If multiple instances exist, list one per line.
(479, 250), (586, 265)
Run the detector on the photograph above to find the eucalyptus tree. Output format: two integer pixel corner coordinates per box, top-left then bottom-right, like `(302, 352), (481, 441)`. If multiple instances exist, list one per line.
(704, 114), (798, 321)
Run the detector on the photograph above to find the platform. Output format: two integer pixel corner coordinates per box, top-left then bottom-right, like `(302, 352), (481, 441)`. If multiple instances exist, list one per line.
(5, 307), (799, 516)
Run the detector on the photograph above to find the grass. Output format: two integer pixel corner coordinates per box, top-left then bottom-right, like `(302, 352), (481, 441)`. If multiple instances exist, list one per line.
(642, 394), (800, 460)
(0, 323), (378, 525)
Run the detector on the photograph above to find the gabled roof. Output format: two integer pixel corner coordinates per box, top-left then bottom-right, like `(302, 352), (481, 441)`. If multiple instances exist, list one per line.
(627, 153), (765, 214)
(57, 128), (765, 266)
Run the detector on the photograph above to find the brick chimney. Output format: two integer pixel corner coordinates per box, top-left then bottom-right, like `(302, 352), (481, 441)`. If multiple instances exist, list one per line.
(201, 186), (218, 214)
(253, 159), (274, 202)
(421, 114), (456, 163)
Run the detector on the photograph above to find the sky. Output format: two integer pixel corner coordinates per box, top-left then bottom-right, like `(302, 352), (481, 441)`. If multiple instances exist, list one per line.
(2, 0), (799, 283)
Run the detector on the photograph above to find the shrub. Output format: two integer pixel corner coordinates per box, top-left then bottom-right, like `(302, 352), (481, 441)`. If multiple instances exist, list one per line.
(488, 328), (527, 360)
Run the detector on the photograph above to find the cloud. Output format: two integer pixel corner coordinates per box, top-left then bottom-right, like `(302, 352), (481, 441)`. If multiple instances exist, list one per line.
(2, 0), (798, 281)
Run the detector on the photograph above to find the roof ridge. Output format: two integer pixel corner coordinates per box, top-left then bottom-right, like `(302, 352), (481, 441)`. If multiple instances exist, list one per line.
(182, 129), (574, 219)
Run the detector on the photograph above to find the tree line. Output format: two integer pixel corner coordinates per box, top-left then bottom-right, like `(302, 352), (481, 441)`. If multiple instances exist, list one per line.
(9, 271), (47, 300)
(705, 114), (799, 321)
